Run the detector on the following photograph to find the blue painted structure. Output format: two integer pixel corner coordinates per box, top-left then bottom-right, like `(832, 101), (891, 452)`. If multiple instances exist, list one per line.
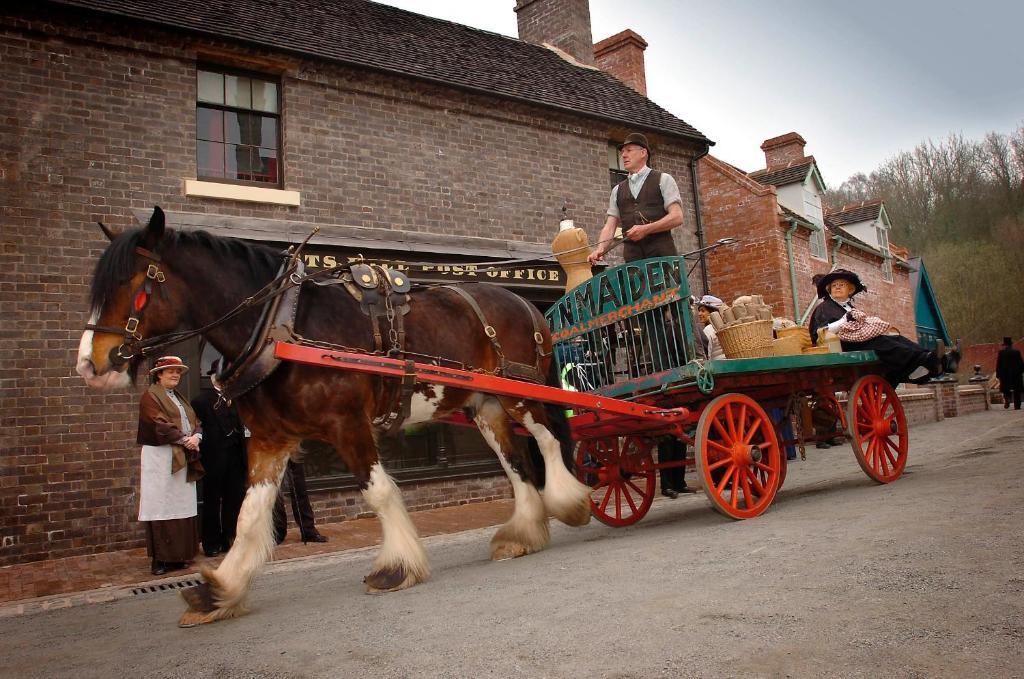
(908, 257), (952, 350)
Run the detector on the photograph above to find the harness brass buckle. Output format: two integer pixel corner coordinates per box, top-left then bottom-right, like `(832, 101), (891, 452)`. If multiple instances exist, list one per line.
(146, 264), (165, 282)
(484, 325), (497, 339)
(124, 317), (141, 339)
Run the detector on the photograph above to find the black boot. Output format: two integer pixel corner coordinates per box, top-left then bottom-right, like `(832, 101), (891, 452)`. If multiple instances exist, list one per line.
(151, 559), (168, 576)
(301, 531), (328, 544)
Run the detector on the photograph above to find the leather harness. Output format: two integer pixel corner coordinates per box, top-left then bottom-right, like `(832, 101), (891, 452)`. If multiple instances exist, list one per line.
(90, 246), (547, 437)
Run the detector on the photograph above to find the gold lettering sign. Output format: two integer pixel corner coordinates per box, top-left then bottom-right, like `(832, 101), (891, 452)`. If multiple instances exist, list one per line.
(301, 252), (561, 287)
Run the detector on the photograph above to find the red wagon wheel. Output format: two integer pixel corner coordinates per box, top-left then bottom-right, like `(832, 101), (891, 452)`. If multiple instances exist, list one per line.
(846, 375), (908, 483)
(575, 436), (656, 527)
(696, 393), (782, 520)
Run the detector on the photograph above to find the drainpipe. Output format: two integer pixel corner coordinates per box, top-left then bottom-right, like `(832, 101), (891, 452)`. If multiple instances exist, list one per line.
(784, 219), (800, 319)
(830, 234), (844, 263)
(689, 144), (712, 295)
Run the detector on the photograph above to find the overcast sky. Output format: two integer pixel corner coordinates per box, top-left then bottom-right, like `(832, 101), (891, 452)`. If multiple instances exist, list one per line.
(375, 0), (1023, 186)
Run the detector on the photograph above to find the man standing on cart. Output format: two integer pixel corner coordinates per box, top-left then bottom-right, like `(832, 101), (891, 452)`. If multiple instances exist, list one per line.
(588, 132), (694, 497)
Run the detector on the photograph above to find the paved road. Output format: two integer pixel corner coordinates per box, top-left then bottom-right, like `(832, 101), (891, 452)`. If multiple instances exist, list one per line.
(3, 410), (1022, 679)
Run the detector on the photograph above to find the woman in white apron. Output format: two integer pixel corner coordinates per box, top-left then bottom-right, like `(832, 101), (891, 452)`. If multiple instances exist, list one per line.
(136, 356), (204, 576)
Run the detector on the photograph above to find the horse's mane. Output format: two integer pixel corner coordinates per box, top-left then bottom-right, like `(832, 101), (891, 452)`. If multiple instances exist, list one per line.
(89, 228), (281, 312)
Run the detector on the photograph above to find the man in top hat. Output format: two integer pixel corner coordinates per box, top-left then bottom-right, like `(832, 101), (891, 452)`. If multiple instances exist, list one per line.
(809, 269), (959, 385)
(995, 337), (1024, 410)
(588, 132), (685, 266)
(191, 360), (249, 557)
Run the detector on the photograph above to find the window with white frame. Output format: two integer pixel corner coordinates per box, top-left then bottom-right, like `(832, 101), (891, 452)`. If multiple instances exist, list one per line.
(877, 226), (893, 281)
(196, 66), (281, 186)
(809, 226), (827, 260)
(803, 188), (823, 226)
(608, 143), (627, 188)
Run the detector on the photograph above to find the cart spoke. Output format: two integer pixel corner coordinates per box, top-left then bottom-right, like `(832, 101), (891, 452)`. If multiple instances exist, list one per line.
(708, 456), (732, 472)
(877, 441), (891, 476)
(714, 464), (736, 494)
(742, 417), (762, 445)
(597, 484), (614, 514)
(614, 484), (622, 520)
(729, 468), (740, 509)
(712, 416), (733, 445)
(880, 441), (898, 472)
(625, 478), (647, 497)
(707, 440), (732, 455)
(735, 403), (748, 442)
(724, 404), (739, 443)
(741, 471), (755, 509)
(748, 469), (768, 496)
(622, 484), (639, 514)
(881, 435), (902, 458)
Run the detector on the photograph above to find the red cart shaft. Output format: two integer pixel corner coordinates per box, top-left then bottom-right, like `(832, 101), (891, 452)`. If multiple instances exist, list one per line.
(273, 341), (689, 427)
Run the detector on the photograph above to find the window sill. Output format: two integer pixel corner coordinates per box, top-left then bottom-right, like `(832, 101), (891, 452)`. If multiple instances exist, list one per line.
(184, 179), (300, 206)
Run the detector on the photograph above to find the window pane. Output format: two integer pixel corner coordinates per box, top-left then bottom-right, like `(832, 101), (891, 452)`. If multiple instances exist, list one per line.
(197, 140), (225, 178)
(224, 143), (240, 179)
(260, 117), (278, 149)
(196, 107), (223, 142)
(197, 70), (223, 104)
(225, 75), (252, 108)
(224, 112), (242, 144)
(252, 80), (278, 113)
(256, 147), (278, 183)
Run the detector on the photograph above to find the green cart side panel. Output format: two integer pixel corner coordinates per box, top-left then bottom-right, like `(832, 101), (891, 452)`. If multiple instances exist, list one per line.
(593, 350), (880, 400)
(544, 257), (699, 391)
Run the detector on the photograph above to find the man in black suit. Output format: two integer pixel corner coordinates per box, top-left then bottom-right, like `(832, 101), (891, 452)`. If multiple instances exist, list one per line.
(272, 453), (328, 545)
(996, 337), (1024, 410)
(191, 368), (248, 557)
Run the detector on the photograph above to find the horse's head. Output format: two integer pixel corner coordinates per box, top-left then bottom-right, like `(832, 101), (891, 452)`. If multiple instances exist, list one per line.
(76, 206), (187, 389)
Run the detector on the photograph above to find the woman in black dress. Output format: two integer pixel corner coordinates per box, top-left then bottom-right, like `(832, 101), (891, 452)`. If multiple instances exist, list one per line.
(808, 269), (957, 386)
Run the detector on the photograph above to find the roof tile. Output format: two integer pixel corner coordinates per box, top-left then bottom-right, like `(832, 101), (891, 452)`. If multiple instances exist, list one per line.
(41, 0), (711, 144)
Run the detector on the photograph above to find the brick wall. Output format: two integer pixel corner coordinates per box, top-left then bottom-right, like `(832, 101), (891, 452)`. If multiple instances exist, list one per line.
(0, 9), (702, 566)
(515, 0), (595, 66)
(698, 155), (915, 332)
(897, 390), (939, 426)
(593, 30), (647, 96)
(957, 386), (988, 416)
(962, 340), (1024, 377)
(698, 156), (790, 313)
(306, 474), (513, 524)
(761, 133), (806, 170)
(830, 246), (916, 342)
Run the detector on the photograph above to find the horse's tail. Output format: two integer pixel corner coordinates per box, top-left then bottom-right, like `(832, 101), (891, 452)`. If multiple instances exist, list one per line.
(526, 358), (576, 488)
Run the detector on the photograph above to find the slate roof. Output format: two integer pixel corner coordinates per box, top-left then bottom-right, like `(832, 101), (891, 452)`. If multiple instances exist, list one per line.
(748, 160), (814, 187)
(826, 201), (883, 227)
(39, 0), (711, 145)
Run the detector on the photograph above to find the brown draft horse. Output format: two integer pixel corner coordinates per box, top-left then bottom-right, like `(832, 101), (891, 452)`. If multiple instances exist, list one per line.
(76, 207), (591, 627)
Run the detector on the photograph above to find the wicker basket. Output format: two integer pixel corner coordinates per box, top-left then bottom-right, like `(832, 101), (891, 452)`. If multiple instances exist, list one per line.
(717, 319), (773, 359)
(802, 345), (830, 355)
(777, 325), (813, 351)
(772, 335), (803, 356)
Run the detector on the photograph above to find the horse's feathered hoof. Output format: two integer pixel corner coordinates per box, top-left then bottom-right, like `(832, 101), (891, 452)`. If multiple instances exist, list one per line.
(364, 565), (409, 593)
(490, 541), (530, 561)
(180, 582), (217, 614)
(178, 609), (216, 628)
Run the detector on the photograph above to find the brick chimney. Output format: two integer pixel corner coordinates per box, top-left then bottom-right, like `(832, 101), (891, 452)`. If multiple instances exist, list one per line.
(594, 29), (648, 95)
(515, 0), (595, 66)
(761, 132), (808, 170)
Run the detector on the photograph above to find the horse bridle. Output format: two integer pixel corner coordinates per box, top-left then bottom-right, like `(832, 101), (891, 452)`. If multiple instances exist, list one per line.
(84, 245), (167, 367)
